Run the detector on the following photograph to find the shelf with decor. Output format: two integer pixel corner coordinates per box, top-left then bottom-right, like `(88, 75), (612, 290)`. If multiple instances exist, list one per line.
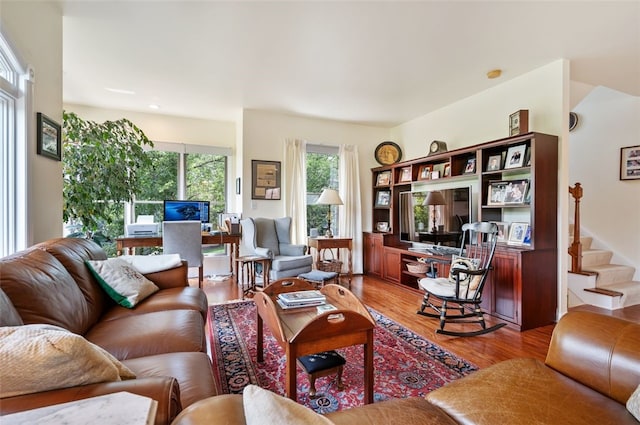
(364, 131), (558, 331)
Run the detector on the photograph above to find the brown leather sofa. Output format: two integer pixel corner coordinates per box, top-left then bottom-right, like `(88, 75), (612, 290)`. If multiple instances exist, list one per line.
(171, 310), (640, 425)
(0, 238), (218, 425)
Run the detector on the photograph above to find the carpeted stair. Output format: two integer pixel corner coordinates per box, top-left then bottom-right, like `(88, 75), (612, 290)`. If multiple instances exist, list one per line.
(568, 227), (640, 310)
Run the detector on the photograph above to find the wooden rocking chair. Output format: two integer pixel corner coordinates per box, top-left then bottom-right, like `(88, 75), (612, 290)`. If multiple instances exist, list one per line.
(417, 222), (506, 337)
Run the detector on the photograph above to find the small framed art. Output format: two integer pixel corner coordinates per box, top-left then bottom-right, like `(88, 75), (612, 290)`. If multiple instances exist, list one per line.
(507, 222), (529, 245)
(464, 158), (476, 174)
(252, 160), (281, 200)
(443, 163), (451, 177)
(418, 164), (431, 181)
(620, 145), (640, 180)
(375, 190), (391, 207)
(37, 113), (62, 161)
(509, 110), (528, 136)
(399, 167), (412, 182)
(504, 144), (527, 169)
(486, 154), (502, 171)
(491, 222), (509, 242)
(376, 170), (391, 186)
(376, 221), (390, 232)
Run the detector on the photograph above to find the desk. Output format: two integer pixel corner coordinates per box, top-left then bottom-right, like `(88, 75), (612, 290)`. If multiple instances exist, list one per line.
(254, 281), (375, 403)
(307, 237), (352, 286)
(115, 234), (240, 276)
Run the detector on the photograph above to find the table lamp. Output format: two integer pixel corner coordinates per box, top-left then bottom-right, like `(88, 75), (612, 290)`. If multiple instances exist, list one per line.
(316, 188), (343, 238)
(423, 190), (445, 233)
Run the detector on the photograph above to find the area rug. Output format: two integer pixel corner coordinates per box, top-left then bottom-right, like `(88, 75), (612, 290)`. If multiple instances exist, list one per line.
(208, 300), (477, 413)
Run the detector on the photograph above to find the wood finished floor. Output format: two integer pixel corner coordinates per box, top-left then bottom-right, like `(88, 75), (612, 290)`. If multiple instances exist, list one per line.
(195, 274), (640, 369)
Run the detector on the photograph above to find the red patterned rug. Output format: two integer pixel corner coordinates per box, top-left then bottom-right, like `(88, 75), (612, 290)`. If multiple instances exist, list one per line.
(208, 300), (477, 413)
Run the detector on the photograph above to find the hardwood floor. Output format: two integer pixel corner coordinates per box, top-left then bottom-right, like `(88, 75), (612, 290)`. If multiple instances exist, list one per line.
(196, 274), (640, 370)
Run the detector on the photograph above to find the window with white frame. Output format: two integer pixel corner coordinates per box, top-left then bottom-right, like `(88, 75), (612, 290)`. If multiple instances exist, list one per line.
(1, 32), (30, 257)
(306, 144), (339, 236)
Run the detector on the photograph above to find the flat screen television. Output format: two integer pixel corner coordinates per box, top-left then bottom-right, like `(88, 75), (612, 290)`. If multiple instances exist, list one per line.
(163, 200), (210, 224)
(398, 186), (472, 247)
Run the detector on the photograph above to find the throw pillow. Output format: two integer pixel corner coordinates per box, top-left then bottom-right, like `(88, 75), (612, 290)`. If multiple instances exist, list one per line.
(627, 384), (640, 421)
(242, 385), (334, 425)
(448, 255), (481, 290)
(0, 324), (136, 398)
(119, 253), (182, 274)
(86, 258), (159, 308)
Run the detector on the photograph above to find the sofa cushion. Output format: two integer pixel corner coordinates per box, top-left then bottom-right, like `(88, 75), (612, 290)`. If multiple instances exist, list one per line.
(272, 255), (313, 271)
(427, 357), (638, 425)
(124, 352), (218, 408)
(85, 309), (206, 360)
(0, 248), (91, 334)
(242, 385), (334, 425)
(0, 288), (23, 326)
(0, 324), (135, 398)
(86, 258), (159, 308)
(627, 385), (640, 421)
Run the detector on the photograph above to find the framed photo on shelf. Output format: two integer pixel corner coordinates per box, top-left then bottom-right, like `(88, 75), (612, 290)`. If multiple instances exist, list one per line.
(375, 190), (391, 207)
(399, 167), (412, 182)
(487, 181), (509, 205)
(491, 222), (509, 242)
(507, 222), (529, 245)
(443, 163), (451, 177)
(486, 154), (502, 171)
(418, 164), (432, 180)
(376, 221), (390, 232)
(522, 225), (532, 245)
(504, 144), (527, 169)
(376, 170), (391, 186)
(503, 179), (529, 204)
(620, 145), (640, 180)
(464, 158), (476, 174)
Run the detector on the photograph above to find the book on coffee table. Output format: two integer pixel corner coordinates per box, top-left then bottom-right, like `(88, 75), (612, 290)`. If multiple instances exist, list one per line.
(276, 298), (326, 310)
(278, 290), (326, 305)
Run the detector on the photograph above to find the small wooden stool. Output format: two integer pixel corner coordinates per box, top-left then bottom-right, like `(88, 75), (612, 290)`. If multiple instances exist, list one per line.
(298, 350), (346, 398)
(297, 270), (338, 288)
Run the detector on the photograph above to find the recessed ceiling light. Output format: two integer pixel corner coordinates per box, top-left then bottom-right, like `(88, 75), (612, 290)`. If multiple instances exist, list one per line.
(148, 104), (160, 110)
(105, 87), (136, 95)
(486, 69), (502, 79)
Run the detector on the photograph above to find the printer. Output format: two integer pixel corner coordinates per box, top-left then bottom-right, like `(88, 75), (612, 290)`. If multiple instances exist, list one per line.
(126, 215), (160, 237)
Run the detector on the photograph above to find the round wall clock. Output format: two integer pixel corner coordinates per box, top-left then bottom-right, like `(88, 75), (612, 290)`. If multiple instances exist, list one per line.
(569, 112), (579, 132)
(374, 141), (402, 165)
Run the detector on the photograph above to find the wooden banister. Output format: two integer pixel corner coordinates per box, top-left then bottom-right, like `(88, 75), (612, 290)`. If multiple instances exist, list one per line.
(568, 183), (583, 273)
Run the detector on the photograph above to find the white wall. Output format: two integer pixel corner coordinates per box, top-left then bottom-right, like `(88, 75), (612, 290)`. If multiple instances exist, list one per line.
(241, 109), (389, 232)
(390, 60), (570, 315)
(569, 87), (640, 279)
(1, 0), (63, 244)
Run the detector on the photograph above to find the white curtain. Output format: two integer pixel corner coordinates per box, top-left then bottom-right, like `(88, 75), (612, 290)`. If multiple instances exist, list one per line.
(284, 138), (307, 244)
(338, 144), (363, 274)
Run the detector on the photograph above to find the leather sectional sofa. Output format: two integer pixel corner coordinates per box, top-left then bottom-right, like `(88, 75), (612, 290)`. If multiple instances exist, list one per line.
(0, 238), (218, 425)
(171, 310), (639, 425)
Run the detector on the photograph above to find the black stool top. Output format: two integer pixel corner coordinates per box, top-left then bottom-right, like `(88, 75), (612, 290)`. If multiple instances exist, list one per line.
(298, 350), (345, 374)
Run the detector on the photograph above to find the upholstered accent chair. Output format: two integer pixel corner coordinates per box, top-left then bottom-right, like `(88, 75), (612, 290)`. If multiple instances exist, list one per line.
(162, 220), (204, 287)
(240, 217), (313, 280)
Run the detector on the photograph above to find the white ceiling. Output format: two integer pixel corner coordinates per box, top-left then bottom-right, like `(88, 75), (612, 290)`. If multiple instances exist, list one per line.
(62, 1), (640, 127)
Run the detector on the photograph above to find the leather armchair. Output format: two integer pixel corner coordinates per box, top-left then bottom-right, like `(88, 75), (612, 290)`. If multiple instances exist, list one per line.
(239, 217), (313, 280)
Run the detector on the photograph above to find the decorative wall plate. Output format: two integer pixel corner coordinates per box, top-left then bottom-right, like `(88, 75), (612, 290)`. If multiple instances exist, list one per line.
(374, 141), (402, 165)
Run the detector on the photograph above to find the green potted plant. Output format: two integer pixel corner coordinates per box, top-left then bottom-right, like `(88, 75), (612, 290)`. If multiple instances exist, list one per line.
(63, 111), (154, 246)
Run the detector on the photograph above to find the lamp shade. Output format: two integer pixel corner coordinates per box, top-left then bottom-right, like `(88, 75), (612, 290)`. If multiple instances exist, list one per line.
(316, 188), (343, 206)
(423, 191), (445, 206)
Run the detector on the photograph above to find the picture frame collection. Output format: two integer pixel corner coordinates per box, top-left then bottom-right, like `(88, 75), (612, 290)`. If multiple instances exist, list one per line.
(490, 221), (532, 246)
(484, 143), (530, 172)
(487, 178), (530, 206)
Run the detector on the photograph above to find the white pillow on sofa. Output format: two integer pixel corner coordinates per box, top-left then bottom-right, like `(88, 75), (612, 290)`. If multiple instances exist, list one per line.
(0, 324), (135, 398)
(242, 385), (334, 425)
(86, 258), (159, 308)
(628, 384), (640, 421)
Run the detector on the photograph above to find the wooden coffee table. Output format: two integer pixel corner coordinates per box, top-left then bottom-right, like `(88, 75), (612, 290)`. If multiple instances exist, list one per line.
(253, 278), (376, 403)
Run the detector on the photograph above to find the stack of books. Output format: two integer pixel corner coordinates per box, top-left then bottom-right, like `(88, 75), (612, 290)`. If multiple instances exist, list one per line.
(277, 290), (326, 309)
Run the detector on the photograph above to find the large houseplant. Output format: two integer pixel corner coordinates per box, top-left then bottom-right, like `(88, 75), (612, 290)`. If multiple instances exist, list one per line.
(63, 111), (154, 239)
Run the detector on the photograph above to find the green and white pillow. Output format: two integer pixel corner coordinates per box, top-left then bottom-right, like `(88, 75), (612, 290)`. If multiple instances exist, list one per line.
(86, 258), (159, 308)
(448, 255), (481, 290)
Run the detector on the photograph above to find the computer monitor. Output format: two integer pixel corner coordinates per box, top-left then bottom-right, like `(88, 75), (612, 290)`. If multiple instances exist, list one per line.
(163, 200), (210, 224)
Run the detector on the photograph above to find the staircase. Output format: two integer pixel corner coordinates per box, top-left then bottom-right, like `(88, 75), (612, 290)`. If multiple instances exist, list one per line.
(568, 226), (640, 310)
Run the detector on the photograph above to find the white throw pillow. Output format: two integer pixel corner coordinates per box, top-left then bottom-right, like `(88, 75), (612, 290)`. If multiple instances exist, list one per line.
(0, 324), (135, 398)
(627, 384), (640, 421)
(120, 254), (182, 274)
(86, 258), (159, 308)
(242, 385), (334, 425)
(448, 255), (481, 290)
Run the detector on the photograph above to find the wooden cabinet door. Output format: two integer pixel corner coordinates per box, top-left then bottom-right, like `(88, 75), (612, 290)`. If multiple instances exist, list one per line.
(487, 249), (521, 326)
(383, 248), (401, 283)
(363, 233), (382, 277)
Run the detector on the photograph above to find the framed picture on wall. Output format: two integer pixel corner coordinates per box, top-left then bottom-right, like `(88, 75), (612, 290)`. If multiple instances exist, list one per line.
(36, 113), (62, 161)
(252, 160), (281, 200)
(620, 145), (640, 180)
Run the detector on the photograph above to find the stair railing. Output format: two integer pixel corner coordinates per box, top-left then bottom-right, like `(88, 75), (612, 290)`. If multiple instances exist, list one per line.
(568, 183), (583, 273)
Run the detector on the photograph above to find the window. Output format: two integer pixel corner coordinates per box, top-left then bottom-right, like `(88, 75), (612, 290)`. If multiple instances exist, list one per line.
(1, 33), (30, 257)
(306, 144), (339, 236)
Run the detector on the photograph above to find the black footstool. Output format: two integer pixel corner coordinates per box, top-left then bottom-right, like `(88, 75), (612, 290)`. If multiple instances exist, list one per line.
(297, 350), (346, 397)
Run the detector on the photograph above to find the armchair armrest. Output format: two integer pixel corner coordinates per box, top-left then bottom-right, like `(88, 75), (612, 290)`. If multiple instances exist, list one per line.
(144, 261), (189, 289)
(254, 247), (273, 259)
(0, 376), (181, 425)
(279, 244), (307, 257)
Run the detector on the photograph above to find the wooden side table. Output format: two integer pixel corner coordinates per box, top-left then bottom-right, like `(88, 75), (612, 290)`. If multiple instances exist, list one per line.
(307, 236), (352, 287)
(235, 255), (270, 298)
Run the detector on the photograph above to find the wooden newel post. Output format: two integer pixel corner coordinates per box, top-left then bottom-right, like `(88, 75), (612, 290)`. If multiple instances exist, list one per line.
(568, 183), (583, 273)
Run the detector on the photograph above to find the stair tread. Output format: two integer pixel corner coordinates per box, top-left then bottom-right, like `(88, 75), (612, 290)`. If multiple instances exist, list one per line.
(584, 287), (624, 297)
(603, 281), (640, 291)
(584, 263), (635, 272)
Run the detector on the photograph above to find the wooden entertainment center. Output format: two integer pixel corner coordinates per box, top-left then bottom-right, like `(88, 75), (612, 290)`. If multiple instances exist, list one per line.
(364, 132), (558, 331)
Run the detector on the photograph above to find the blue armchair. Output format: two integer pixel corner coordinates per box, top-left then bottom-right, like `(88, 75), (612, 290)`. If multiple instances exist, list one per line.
(240, 217), (313, 280)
